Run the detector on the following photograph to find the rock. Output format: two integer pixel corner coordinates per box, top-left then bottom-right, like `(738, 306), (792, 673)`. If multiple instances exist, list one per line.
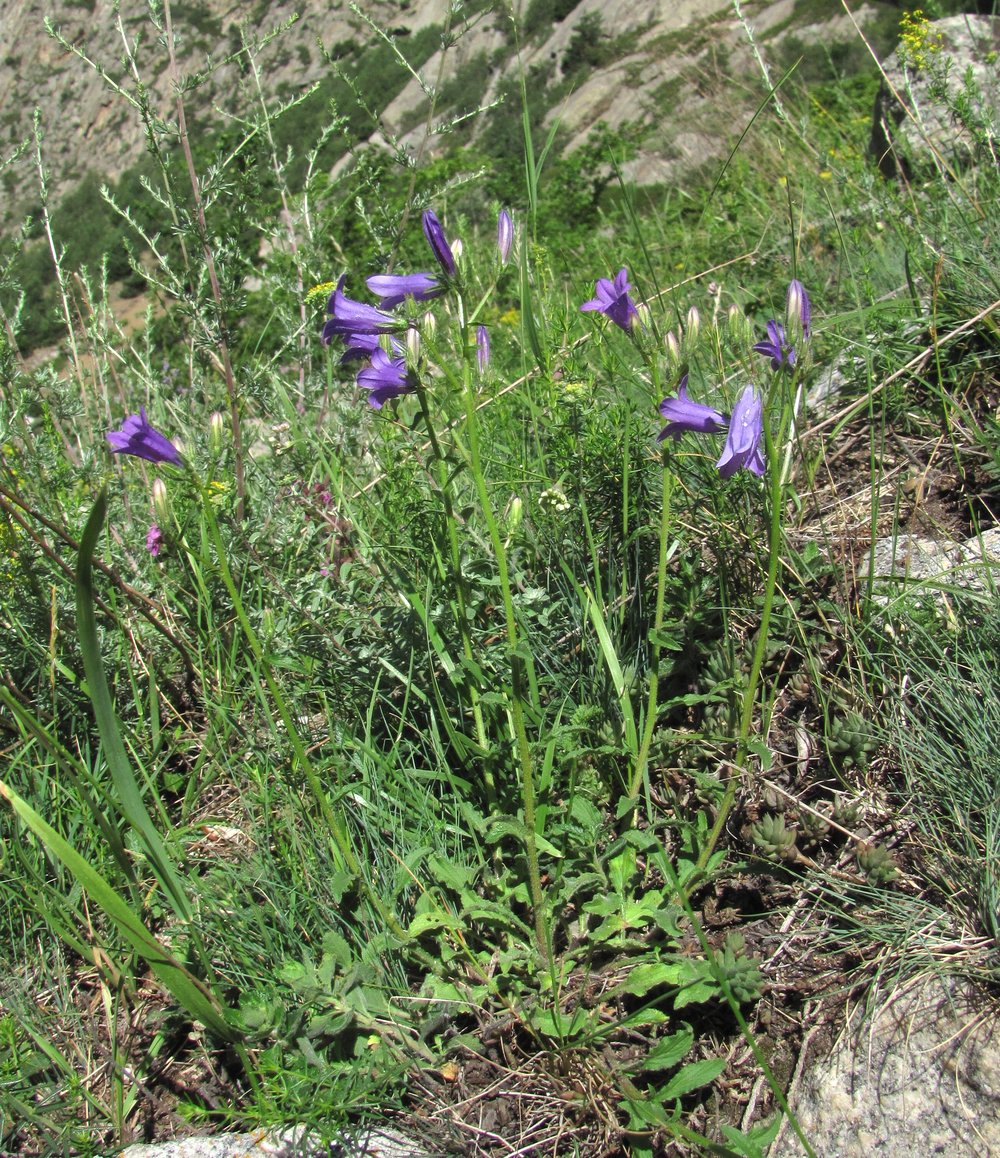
(772, 976), (1000, 1157)
(863, 526), (1000, 612)
(870, 14), (1000, 177)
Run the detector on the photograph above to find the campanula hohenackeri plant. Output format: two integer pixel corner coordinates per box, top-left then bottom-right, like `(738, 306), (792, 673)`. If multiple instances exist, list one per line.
(753, 319), (795, 371)
(787, 278), (811, 338)
(657, 375), (728, 441)
(580, 268), (639, 332)
(422, 209), (456, 277)
(107, 408), (183, 467)
(367, 272), (444, 310)
(716, 386), (765, 478)
(476, 325), (490, 377)
(356, 347), (417, 408)
(322, 276), (406, 343)
(497, 208), (513, 266)
(146, 524), (165, 556)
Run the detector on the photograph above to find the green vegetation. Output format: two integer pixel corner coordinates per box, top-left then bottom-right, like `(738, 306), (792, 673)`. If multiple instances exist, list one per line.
(1, 1), (999, 1155)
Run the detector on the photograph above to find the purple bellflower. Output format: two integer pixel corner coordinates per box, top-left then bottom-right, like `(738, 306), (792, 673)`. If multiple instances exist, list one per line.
(339, 330), (384, 364)
(422, 210), (456, 277)
(717, 386), (765, 478)
(753, 319), (796, 371)
(356, 347), (417, 408)
(107, 408), (183, 467)
(476, 325), (490, 376)
(146, 524), (165, 556)
(366, 271), (444, 311)
(787, 279), (811, 339)
(497, 208), (513, 266)
(322, 275), (405, 344)
(657, 375), (728, 442)
(581, 268), (639, 333)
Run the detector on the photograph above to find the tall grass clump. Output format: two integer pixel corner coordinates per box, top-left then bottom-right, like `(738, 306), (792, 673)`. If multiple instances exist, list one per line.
(2, 1), (1000, 1155)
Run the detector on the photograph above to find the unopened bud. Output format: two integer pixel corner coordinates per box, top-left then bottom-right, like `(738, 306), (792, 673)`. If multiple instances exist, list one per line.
(665, 330), (682, 368)
(786, 279), (811, 340)
(261, 607), (274, 642)
(421, 312), (437, 341)
(497, 208), (514, 266)
(504, 494), (523, 543)
(209, 411), (225, 454)
(685, 306), (701, 346)
(476, 325), (490, 377)
(406, 326), (421, 365)
(450, 238), (464, 265)
(634, 303), (652, 331)
(152, 477), (169, 524)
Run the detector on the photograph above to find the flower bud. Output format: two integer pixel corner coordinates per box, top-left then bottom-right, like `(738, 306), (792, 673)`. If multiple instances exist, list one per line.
(504, 494), (523, 545)
(450, 238), (464, 265)
(685, 306), (701, 347)
(634, 302), (652, 331)
(786, 279), (811, 340)
(665, 330), (682, 369)
(421, 312), (437, 342)
(476, 325), (490, 377)
(209, 411), (225, 455)
(406, 326), (421, 366)
(497, 208), (514, 266)
(152, 477), (169, 524)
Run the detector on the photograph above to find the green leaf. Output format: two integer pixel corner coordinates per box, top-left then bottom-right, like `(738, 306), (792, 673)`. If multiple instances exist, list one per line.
(657, 1056), (727, 1100)
(0, 778), (239, 1042)
(75, 490), (192, 921)
(642, 1027), (694, 1072)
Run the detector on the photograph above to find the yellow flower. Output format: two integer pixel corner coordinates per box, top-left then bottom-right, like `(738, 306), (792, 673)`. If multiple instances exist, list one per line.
(305, 281), (336, 305)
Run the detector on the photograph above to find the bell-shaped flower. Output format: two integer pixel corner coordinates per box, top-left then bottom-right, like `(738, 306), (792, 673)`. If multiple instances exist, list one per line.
(107, 408), (183, 467)
(657, 375), (728, 442)
(366, 271), (444, 311)
(322, 275), (405, 344)
(422, 210), (456, 277)
(356, 347), (417, 409)
(753, 319), (796, 371)
(581, 267), (639, 333)
(716, 386), (765, 478)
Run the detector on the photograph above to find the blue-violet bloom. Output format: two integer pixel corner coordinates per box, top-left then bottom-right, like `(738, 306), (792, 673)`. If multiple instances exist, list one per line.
(753, 319), (795, 371)
(356, 348), (417, 408)
(366, 271), (444, 311)
(657, 375), (728, 442)
(581, 268), (639, 332)
(322, 275), (404, 344)
(717, 386), (765, 478)
(497, 208), (513, 266)
(146, 524), (165, 557)
(339, 330), (384, 364)
(476, 325), (490, 376)
(107, 408), (183, 467)
(422, 210), (456, 278)
(786, 279), (811, 339)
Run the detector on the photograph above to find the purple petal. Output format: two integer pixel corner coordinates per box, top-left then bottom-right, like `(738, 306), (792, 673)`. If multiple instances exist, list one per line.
(422, 210), (456, 277)
(366, 271), (443, 310)
(716, 386), (765, 478)
(657, 376), (728, 442)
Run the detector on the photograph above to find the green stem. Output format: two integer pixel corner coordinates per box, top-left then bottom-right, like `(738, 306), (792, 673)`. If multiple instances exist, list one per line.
(695, 390), (792, 877)
(628, 466), (674, 804)
(460, 353), (548, 963)
(413, 381), (494, 803)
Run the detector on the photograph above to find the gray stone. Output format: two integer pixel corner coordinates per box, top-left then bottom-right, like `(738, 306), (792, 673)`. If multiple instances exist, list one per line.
(863, 526), (1000, 612)
(772, 977), (1000, 1157)
(871, 15), (1000, 177)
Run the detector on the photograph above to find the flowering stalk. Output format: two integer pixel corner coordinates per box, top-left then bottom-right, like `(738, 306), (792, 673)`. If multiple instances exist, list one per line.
(456, 310), (549, 963)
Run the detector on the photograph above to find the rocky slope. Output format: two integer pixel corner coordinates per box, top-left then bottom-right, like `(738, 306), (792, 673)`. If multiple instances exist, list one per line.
(0, 0), (895, 232)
